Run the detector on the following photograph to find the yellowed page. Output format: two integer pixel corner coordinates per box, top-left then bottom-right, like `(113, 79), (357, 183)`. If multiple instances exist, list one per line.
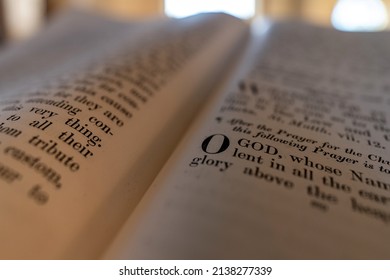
(0, 12), (248, 259)
(105, 20), (390, 259)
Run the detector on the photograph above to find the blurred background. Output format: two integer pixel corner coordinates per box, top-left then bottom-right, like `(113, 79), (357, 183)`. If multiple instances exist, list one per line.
(0, 0), (390, 42)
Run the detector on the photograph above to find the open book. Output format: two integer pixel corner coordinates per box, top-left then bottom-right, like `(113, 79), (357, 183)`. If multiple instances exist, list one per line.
(0, 10), (389, 259)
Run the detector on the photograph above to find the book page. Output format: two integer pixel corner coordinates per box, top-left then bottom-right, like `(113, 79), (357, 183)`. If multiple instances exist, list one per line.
(105, 20), (390, 259)
(0, 10), (138, 94)
(0, 12), (248, 259)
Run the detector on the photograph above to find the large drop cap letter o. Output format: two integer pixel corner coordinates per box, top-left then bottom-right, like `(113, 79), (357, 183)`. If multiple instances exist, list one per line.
(201, 134), (230, 154)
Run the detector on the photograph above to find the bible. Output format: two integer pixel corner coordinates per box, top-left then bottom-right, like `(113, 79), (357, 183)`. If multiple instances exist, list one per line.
(0, 10), (389, 259)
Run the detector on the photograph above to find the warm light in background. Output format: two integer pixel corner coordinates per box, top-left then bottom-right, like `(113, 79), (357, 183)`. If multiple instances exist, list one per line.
(164, 0), (256, 19)
(331, 0), (389, 31)
(3, 0), (390, 43)
(3, 0), (45, 40)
